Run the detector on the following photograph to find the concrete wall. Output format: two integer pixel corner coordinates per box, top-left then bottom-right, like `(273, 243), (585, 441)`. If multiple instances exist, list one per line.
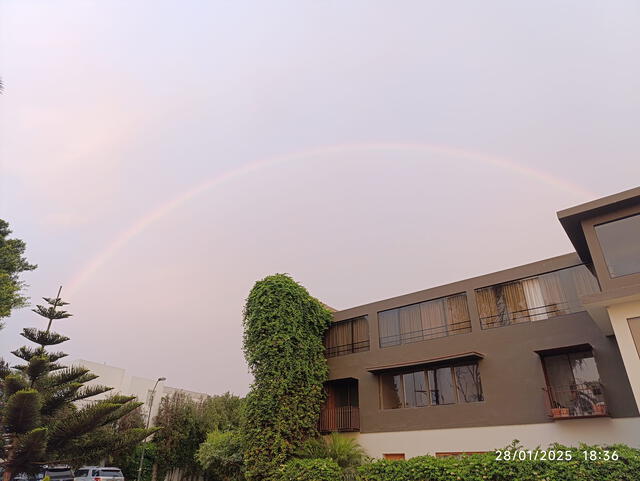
(344, 417), (640, 459)
(73, 360), (209, 425)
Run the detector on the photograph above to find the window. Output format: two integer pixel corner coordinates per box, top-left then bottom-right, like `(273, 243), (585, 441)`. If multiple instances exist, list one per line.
(595, 214), (640, 278)
(380, 363), (483, 409)
(476, 265), (599, 329)
(542, 349), (605, 417)
(378, 293), (471, 348)
(324, 316), (369, 357)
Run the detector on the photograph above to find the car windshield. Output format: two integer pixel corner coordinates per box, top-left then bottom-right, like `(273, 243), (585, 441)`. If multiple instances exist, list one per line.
(99, 471), (122, 478)
(46, 469), (73, 479)
(75, 471), (89, 478)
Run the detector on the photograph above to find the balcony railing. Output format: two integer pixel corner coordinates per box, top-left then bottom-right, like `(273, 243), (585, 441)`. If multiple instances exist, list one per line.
(480, 302), (571, 329)
(379, 320), (472, 348)
(325, 339), (370, 358)
(543, 382), (608, 419)
(318, 406), (360, 433)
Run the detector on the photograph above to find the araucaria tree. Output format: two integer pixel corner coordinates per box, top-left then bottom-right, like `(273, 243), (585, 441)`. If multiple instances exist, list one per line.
(0, 219), (37, 328)
(242, 274), (332, 480)
(0, 289), (156, 480)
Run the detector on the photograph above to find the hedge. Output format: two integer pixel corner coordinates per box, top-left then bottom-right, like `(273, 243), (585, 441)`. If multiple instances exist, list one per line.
(276, 458), (342, 481)
(356, 444), (640, 481)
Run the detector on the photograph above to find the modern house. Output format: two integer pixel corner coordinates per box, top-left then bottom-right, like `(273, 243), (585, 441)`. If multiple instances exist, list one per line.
(320, 187), (640, 459)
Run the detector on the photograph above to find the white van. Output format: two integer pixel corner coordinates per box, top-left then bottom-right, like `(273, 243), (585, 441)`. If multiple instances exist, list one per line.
(73, 468), (124, 481)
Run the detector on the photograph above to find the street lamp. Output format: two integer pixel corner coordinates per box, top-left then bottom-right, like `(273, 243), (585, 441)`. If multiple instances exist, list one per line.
(136, 377), (166, 481)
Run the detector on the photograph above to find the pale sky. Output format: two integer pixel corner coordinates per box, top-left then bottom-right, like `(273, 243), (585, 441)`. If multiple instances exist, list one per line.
(1, 1), (639, 395)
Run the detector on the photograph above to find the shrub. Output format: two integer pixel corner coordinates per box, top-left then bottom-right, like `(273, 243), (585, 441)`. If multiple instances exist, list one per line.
(276, 458), (342, 481)
(296, 433), (368, 469)
(196, 430), (245, 481)
(356, 443), (640, 481)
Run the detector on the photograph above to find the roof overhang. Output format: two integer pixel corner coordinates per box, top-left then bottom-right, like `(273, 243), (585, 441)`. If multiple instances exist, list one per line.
(557, 186), (640, 264)
(367, 351), (484, 374)
(535, 343), (593, 357)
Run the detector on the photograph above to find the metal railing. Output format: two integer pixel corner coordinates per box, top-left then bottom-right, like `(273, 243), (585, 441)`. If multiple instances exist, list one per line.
(318, 406), (360, 433)
(379, 320), (472, 348)
(480, 302), (570, 329)
(325, 339), (370, 358)
(543, 382), (608, 419)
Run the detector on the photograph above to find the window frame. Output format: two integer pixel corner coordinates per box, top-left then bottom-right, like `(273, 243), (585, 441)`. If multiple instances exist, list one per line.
(377, 293), (472, 348)
(474, 264), (600, 329)
(582, 204), (640, 291)
(378, 361), (484, 410)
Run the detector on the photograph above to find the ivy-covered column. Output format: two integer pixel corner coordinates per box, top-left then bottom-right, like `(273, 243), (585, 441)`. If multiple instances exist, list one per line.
(241, 274), (332, 481)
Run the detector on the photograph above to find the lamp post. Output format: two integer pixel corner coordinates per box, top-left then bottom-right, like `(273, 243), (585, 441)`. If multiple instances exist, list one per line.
(136, 376), (166, 481)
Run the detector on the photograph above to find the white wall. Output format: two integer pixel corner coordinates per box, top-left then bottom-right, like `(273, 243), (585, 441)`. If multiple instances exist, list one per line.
(344, 417), (640, 459)
(73, 360), (189, 426)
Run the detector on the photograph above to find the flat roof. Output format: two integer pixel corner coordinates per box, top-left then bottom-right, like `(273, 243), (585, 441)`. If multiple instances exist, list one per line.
(557, 186), (640, 264)
(367, 351), (484, 373)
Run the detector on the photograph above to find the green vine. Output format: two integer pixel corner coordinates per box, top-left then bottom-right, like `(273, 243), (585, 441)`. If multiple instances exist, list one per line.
(241, 274), (331, 481)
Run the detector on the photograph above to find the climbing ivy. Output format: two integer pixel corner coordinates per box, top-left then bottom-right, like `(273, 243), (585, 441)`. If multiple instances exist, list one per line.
(241, 274), (332, 481)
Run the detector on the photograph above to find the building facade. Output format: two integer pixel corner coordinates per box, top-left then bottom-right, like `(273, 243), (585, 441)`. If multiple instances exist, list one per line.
(320, 187), (640, 459)
(74, 359), (210, 426)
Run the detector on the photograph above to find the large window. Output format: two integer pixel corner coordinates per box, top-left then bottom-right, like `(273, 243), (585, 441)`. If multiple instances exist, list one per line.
(380, 363), (483, 409)
(475, 265), (599, 329)
(595, 214), (640, 278)
(324, 316), (369, 357)
(378, 293), (471, 348)
(541, 349), (605, 417)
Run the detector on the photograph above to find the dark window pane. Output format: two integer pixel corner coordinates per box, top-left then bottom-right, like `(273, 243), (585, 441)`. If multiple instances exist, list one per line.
(380, 373), (403, 409)
(596, 214), (640, 278)
(454, 364), (483, 402)
(402, 371), (428, 408)
(403, 372), (416, 407)
(428, 367), (456, 405)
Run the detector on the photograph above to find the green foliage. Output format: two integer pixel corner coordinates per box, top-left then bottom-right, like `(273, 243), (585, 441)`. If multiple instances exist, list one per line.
(0, 219), (37, 326)
(242, 274), (332, 481)
(153, 392), (209, 479)
(356, 443), (640, 481)
(196, 430), (245, 481)
(296, 433), (368, 470)
(275, 458), (342, 481)
(201, 392), (244, 432)
(0, 290), (156, 476)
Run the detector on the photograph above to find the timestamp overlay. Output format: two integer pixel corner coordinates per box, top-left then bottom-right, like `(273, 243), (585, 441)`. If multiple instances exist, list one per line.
(495, 449), (620, 462)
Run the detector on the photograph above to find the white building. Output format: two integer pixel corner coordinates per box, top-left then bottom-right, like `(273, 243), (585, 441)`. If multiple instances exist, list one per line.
(73, 359), (210, 425)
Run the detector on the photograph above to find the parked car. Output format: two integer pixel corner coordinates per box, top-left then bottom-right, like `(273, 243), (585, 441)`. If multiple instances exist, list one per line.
(42, 466), (74, 481)
(74, 467), (124, 481)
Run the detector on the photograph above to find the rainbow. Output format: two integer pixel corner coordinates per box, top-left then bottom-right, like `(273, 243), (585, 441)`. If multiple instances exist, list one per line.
(65, 142), (597, 296)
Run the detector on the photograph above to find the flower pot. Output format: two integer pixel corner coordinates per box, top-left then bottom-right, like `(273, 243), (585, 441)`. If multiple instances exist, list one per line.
(551, 407), (569, 418)
(594, 403), (607, 415)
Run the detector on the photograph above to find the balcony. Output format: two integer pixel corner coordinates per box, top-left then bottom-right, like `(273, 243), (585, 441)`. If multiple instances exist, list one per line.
(480, 302), (571, 329)
(326, 339), (370, 358)
(543, 382), (608, 419)
(318, 406), (360, 433)
(379, 319), (472, 348)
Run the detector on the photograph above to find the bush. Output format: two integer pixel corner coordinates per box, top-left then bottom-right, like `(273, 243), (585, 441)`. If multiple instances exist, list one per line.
(296, 433), (368, 469)
(196, 430), (245, 481)
(356, 443), (640, 481)
(276, 458), (342, 481)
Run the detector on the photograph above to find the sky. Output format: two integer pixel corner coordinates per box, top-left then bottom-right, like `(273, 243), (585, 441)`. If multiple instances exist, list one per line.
(0, 1), (639, 396)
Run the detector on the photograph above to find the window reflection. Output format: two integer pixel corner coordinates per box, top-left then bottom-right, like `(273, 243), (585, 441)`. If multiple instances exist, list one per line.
(595, 214), (640, 278)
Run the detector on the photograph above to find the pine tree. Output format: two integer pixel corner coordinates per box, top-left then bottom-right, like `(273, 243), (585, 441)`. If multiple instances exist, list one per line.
(0, 219), (37, 328)
(1, 288), (157, 480)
